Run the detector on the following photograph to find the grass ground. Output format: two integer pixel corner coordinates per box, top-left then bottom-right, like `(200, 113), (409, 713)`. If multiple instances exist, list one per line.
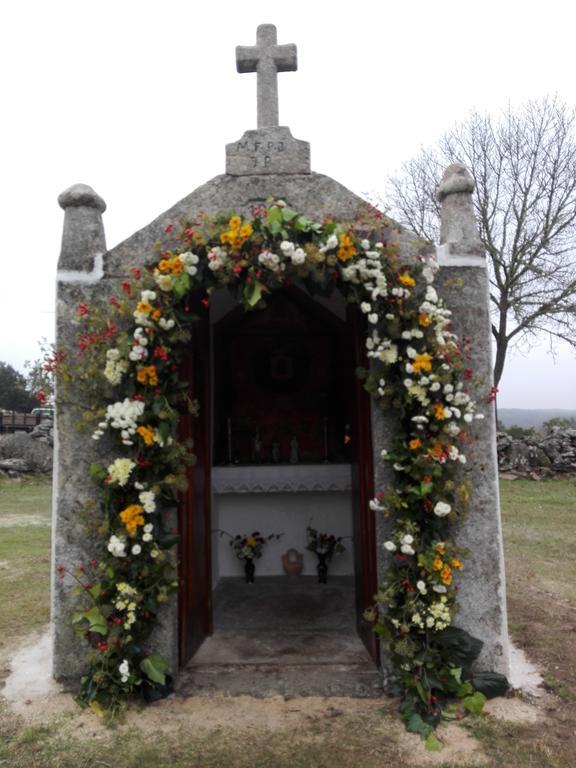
(1, 475), (575, 767)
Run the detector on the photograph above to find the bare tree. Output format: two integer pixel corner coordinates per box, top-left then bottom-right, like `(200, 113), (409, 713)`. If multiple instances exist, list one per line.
(386, 97), (576, 387)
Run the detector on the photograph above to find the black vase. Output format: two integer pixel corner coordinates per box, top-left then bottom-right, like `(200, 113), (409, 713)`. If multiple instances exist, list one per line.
(244, 559), (255, 583)
(316, 552), (329, 584)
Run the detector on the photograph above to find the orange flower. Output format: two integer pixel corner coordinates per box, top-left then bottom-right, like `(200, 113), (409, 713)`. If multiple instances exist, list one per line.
(119, 504), (145, 535)
(136, 301), (152, 315)
(432, 557), (443, 571)
(432, 403), (446, 420)
(451, 558), (463, 571)
(137, 425), (155, 446)
(418, 312), (432, 327)
(337, 233), (357, 262)
(435, 543), (446, 556)
(440, 565), (453, 585)
(136, 365), (158, 387)
(398, 272), (416, 287)
(151, 308), (162, 322)
(412, 353), (433, 374)
(409, 438), (422, 450)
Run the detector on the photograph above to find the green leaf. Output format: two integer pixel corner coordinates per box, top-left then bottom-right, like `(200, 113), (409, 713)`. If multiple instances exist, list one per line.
(88, 583), (101, 600)
(281, 207), (298, 222)
(471, 671), (510, 699)
(456, 681), (474, 698)
(89, 463), (107, 482)
(243, 281), (264, 307)
(463, 691), (487, 716)
(425, 732), (442, 751)
(74, 606), (108, 635)
(140, 654), (168, 685)
(405, 713), (433, 739)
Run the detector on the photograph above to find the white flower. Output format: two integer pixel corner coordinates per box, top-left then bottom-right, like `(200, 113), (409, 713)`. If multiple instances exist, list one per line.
(156, 274), (173, 291)
(361, 239), (371, 250)
(402, 534), (414, 544)
(139, 491), (156, 513)
(280, 240), (294, 254)
(142, 532), (153, 542)
(131, 544), (142, 555)
(417, 580), (427, 594)
(368, 313), (378, 324)
(291, 247), (306, 265)
(406, 347), (417, 359)
(433, 584), (447, 594)
(361, 302), (371, 314)
(107, 458), (136, 487)
(383, 541), (397, 552)
(400, 544), (415, 555)
(158, 317), (175, 330)
(119, 659), (130, 683)
(369, 498), (384, 512)
(107, 535), (127, 558)
(434, 501), (452, 517)
(325, 233), (338, 250)
(380, 449), (388, 459)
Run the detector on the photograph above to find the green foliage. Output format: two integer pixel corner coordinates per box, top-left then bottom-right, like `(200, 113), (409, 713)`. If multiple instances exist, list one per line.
(0, 361), (37, 412)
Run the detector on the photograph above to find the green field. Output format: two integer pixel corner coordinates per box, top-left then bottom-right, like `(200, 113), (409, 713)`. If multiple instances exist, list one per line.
(1, 476), (575, 767)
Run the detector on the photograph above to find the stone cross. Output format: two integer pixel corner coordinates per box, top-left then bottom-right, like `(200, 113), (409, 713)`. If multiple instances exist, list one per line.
(236, 24), (297, 129)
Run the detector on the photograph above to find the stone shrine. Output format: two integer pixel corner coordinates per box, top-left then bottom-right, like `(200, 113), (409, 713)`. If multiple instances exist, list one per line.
(52, 24), (510, 693)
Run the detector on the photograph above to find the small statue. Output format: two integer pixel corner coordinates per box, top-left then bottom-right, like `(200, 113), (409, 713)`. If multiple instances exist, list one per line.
(271, 441), (281, 463)
(252, 430), (262, 463)
(282, 548), (303, 578)
(289, 435), (299, 464)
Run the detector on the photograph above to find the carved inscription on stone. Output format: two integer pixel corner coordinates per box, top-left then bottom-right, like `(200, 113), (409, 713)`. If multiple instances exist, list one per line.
(226, 127), (310, 176)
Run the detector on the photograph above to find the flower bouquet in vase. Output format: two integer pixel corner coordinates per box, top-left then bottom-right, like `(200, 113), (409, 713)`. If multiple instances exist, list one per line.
(306, 525), (346, 583)
(226, 531), (282, 583)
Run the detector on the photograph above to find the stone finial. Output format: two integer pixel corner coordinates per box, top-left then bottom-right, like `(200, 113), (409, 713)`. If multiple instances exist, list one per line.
(58, 183), (106, 213)
(236, 24), (297, 129)
(57, 183), (107, 272)
(437, 163), (483, 256)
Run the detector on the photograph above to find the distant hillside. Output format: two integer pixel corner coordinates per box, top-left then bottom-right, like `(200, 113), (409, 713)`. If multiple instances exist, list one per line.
(498, 409), (576, 429)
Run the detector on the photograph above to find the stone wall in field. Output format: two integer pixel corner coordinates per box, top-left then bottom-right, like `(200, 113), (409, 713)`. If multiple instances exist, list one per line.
(497, 428), (576, 475)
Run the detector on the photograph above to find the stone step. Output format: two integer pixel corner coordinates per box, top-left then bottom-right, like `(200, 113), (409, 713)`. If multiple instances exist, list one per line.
(176, 662), (383, 698)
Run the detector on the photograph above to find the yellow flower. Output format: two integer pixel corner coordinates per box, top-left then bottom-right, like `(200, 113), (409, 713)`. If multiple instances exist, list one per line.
(337, 233), (357, 262)
(435, 543), (446, 556)
(418, 312), (432, 327)
(119, 504), (145, 535)
(220, 217), (253, 249)
(398, 272), (416, 287)
(432, 557), (443, 571)
(137, 365), (158, 387)
(228, 215), (242, 230)
(137, 425), (156, 446)
(412, 353), (433, 374)
(451, 558), (463, 571)
(136, 301), (152, 315)
(245, 535), (257, 547)
(409, 438), (422, 450)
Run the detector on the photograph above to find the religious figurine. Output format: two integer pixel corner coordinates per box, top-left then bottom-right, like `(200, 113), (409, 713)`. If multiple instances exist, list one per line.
(251, 430), (262, 463)
(289, 435), (299, 464)
(271, 441), (281, 463)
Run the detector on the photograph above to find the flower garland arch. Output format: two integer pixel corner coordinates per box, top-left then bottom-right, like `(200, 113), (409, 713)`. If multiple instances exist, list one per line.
(61, 201), (505, 735)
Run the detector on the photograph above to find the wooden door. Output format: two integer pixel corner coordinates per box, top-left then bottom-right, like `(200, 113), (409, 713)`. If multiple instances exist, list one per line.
(348, 306), (380, 665)
(178, 302), (212, 666)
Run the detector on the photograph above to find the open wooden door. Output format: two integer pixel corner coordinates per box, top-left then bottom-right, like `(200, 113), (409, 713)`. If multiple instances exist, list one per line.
(348, 306), (380, 665)
(178, 301), (213, 666)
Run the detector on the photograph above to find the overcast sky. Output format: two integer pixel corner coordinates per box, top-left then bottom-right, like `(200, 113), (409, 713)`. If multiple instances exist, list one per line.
(1, 0), (575, 409)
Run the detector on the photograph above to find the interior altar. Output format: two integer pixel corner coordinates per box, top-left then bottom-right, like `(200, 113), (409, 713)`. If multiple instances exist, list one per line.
(210, 289), (356, 581)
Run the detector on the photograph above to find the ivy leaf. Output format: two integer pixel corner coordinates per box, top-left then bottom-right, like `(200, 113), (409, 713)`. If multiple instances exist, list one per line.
(281, 207), (298, 222)
(463, 691), (487, 716)
(405, 712), (433, 739)
(425, 732), (442, 751)
(140, 654), (168, 685)
(75, 607), (108, 635)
